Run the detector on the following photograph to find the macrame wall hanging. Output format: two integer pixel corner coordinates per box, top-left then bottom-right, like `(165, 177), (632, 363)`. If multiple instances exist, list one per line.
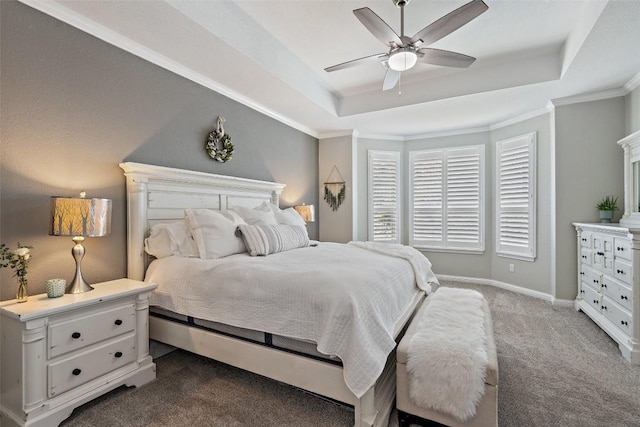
(324, 166), (346, 211)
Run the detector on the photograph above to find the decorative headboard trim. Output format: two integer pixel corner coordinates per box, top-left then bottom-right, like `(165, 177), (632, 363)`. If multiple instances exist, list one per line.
(119, 162), (286, 280)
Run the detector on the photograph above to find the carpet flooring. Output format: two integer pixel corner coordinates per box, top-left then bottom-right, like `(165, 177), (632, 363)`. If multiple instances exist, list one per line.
(61, 282), (640, 427)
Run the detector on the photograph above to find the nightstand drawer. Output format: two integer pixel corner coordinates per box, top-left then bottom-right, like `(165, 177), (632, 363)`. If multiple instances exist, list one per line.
(49, 303), (135, 358)
(48, 334), (136, 398)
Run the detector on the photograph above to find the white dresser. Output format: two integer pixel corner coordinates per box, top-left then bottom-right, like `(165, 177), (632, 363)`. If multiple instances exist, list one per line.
(573, 223), (640, 363)
(0, 279), (157, 427)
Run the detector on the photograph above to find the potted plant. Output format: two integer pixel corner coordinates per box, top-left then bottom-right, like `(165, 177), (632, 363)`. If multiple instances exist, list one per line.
(596, 196), (618, 223)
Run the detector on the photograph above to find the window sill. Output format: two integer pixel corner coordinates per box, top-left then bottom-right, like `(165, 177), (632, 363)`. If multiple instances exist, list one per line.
(412, 246), (485, 255)
(497, 252), (536, 262)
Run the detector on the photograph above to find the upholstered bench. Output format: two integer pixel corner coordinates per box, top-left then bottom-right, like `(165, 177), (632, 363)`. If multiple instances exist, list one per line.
(396, 288), (499, 427)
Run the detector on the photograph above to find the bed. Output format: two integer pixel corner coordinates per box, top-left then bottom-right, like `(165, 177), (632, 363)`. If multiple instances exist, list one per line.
(120, 162), (437, 427)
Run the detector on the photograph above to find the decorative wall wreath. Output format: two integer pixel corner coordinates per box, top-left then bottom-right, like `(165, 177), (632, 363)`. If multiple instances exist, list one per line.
(205, 116), (234, 162)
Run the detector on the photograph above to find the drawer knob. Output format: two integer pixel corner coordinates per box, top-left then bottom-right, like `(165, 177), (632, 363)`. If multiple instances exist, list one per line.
(617, 269), (623, 274)
(115, 351), (123, 358)
(72, 368), (82, 376)
(601, 305), (607, 310)
(593, 300), (598, 304)
(602, 284), (607, 288)
(71, 332), (81, 339)
(114, 319), (123, 326)
(580, 290), (585, 294)
(621, 295), (629, 300)
(621, 320), (629, 326)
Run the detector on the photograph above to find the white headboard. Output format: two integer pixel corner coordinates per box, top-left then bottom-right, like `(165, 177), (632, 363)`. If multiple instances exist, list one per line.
(120, 162), (286, 280)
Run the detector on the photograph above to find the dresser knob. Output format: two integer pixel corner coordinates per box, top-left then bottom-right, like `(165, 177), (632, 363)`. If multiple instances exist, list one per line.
(114, 351), (123, 358)
(71, 332), (81, 339)
(601, 306), (607, 310)
(621, 320), (629, 326)
(621, 295), (628, 300)
(114, 319), (123, 326)
(593, 300), (598, 304)
(72, 368), (82, 376)
(602, 284), (607, 288)
(580, 290), (585, 294)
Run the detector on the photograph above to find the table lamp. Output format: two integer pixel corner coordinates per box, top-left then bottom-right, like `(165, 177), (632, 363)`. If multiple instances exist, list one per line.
(294, 204), (315, 224)
(49, 192), (112, 294)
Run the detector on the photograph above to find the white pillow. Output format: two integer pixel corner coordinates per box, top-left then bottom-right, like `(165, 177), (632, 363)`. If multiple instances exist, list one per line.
(273, 207), (306, 228)
(233, 205), (277, 226)
(185, 209), (247, 259)
(253, 202), (307, 228)
(237, 224), (310, 256)
(144, 221), (199, 258)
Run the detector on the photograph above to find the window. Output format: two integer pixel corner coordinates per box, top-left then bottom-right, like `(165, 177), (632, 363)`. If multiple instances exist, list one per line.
(410, 145), (485, 252)
(368, 150), (401, 243)
(495, 132), (536, 261)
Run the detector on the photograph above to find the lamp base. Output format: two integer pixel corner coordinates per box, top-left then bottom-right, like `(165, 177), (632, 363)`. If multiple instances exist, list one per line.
(66, 236), (94, 294)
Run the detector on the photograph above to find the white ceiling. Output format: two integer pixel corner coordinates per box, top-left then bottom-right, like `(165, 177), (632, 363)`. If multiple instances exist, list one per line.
(23, 0), (640, 138)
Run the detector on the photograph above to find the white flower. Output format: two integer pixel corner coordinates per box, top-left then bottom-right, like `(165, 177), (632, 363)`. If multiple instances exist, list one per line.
(14, 247), (30, 257)
(23, 254), (31, 261)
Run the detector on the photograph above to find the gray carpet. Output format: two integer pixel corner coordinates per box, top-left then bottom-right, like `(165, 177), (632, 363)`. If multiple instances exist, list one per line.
(61, 282), (640, 427)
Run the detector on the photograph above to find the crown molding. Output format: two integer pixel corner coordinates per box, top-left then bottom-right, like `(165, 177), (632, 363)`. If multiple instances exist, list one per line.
(550, 87), (629, 107)
(490, 107), (551, 131)
(19, 0), (319, 139)
(356, 132), (404, 142)
(625, 71), (640, 92)
(317, 130), (355, 140)
(404, 126), (490, 141)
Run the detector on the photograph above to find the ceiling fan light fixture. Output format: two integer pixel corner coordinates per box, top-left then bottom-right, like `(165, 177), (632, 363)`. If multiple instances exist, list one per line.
(388, 48), (417, 71)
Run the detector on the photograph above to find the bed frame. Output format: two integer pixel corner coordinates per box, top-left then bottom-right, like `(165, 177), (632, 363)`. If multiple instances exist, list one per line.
(120, 162), (423, 427)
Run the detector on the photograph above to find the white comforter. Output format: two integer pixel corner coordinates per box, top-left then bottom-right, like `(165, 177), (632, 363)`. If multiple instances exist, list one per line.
(145, 241), (438, 398)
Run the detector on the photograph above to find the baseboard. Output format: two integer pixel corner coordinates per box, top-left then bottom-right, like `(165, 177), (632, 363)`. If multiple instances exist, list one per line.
(437, 274), (573, 306)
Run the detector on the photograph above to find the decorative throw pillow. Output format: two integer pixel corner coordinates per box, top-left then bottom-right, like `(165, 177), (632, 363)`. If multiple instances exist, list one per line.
(233, 205), (278, 225)
(272, 206), (306, 228)
(144, 221), (199, 258)
(185, 209), (247, 259)
(237, 224), (310, 256)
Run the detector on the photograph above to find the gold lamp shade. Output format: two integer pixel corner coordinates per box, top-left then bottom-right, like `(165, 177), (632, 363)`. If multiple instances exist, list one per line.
(294, 204), (315, 223)
(49, 195), (112, 294)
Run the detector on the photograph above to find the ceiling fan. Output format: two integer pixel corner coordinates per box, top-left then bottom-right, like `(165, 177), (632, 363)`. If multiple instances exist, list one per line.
(325, 0), (488, 91)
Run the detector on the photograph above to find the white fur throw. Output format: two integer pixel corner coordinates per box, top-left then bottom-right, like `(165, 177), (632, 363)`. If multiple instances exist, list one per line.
(407, 287), (488, 422)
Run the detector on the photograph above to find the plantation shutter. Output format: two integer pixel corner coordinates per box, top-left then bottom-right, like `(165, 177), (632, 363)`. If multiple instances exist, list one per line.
(496, 132), (536, 261)
(410, 145), (484, 251)
(368, 150), (400, 243)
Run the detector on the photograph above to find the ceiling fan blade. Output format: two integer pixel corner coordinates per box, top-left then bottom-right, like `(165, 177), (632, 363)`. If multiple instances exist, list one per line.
(383, 69), (401, 91)
(354, 7), (402, 47)
(418, 48), (476, 68)
(409, 0), (488, 46)
(325, 53), (388, 72)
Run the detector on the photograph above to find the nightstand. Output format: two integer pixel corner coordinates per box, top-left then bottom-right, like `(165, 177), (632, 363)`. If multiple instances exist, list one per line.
(0, 279), (157, 427)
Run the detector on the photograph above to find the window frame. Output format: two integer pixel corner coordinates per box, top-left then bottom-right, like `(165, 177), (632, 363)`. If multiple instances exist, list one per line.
(409, 145), (485, 253)
(495, 132), (537, 262)
(368, 150), (401, 243)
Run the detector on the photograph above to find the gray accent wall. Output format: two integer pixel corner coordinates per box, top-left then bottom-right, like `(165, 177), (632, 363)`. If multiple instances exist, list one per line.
(627, 85), (640, 134)
(553, 97), (625, 301)
(0, 2), (318, 300)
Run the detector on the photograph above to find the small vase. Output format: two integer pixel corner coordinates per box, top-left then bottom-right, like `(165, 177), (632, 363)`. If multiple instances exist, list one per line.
(16, 279), (28, 303)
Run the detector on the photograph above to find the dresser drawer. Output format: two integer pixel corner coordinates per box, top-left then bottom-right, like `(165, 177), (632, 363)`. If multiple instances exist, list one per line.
(580, 232), (592, 248)
(581, 283), (602, 313)
(601, 276), (632, 311)
(49, 303), (136, 358)
(614, 259), (632, 286)
(580, 248), (592, 266)
(602, 296), (632, 336)
(48, 334), (136, 398)
(614, 237), (632, 261)
(582, 265), (602, 289)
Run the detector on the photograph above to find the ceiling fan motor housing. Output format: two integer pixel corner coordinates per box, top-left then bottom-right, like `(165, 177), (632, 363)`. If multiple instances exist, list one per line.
(393, 0), (410, 7)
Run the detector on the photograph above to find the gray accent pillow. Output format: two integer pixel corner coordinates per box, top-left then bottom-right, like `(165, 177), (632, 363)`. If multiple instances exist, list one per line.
(237, 224), (310, 256)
